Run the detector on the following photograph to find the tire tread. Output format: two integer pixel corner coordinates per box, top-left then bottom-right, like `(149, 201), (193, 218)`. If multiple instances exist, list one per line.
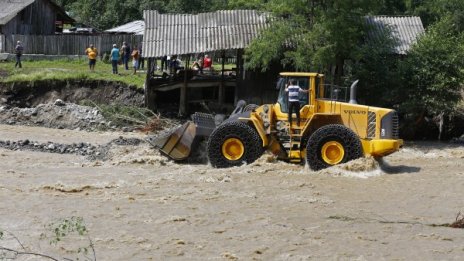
(306, 124), (363, 170)
(207, 121), (263, 168)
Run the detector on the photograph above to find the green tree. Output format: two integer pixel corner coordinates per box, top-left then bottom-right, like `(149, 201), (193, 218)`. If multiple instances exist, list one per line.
(378, 0), (407, 15)
(245, 0), (379, 84)
(345, 26), (400, 107)
(54, 0), (77, 10)
(227, 0), (267, 9)
(398, 16), (464, 138)
(62, 0), (230, 30)
(407, 0), (464, 28)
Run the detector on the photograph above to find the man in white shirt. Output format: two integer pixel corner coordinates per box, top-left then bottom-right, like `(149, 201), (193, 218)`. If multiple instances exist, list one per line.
(285, 79), (308, 127)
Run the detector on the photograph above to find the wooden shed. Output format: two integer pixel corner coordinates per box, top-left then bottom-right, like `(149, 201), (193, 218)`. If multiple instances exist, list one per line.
(0, 0), (74, 35)
(141, 10), (280, 116)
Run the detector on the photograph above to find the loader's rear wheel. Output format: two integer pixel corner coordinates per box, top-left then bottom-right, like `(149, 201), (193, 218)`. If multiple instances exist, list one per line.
(207, 121), (263, 168)
(306, 124), (363, 171)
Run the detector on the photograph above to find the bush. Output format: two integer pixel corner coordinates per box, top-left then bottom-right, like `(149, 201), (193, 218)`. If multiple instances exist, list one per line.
(397, 17), (464, 139)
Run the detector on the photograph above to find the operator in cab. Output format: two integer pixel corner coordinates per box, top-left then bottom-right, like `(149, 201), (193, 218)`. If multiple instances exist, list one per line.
(285, 79), (308, 127)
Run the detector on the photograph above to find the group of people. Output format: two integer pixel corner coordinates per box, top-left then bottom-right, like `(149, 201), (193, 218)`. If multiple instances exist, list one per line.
(14, 40), (210, 76)
(191, 54), (212, 73)
(158, 54), (213, 74)
(84, 42), (144, 74)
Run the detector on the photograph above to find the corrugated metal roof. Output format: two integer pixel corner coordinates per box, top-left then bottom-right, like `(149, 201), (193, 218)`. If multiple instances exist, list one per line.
(143, 10), (270, 58)
(105, 20), (145, 35)
(0, 0), (35, 25)
(365, 16), (425, 55)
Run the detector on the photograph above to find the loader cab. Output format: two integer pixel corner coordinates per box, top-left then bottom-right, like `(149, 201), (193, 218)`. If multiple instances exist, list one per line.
(276, 76), (310, 113)
(276, 72), (323, 116)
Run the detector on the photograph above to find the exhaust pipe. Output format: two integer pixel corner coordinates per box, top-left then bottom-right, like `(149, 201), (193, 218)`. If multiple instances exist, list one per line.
(349, 79), (359, 104)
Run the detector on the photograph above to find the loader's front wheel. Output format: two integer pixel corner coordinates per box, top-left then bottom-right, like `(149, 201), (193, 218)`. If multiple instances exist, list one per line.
(222, 138), (245, 160)
(207, 121), (263, 168)
(306, 124), (363, 171)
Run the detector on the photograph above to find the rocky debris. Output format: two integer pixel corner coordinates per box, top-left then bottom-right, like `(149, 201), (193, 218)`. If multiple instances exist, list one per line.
(0, 139), (100, 157)
(0, 137), (145, 161)
(0, 101), (112, 131)
(54, 99), (66, 106)
(112, 136), (142, 146)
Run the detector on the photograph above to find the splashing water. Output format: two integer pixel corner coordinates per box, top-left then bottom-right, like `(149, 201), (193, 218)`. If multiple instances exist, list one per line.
(319, 157), (383, 179)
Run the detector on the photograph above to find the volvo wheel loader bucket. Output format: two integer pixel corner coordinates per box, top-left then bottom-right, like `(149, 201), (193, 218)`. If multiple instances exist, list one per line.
(148, 113), (216, 161)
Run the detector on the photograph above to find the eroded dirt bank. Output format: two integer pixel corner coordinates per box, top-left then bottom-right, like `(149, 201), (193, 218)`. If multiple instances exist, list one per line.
(0, 80), (148, 132)
(0, 124), (464, 260)
(0, 79), (144, 108)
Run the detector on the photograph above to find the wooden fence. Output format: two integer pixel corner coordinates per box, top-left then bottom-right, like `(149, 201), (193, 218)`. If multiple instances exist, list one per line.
(0, 34), (143, 56)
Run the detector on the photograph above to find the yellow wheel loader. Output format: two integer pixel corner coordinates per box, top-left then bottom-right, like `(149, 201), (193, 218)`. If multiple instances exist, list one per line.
(151, 72), (403, 170)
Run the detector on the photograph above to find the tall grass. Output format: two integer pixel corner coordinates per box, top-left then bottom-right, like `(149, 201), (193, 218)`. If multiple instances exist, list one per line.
(0, 58), (146, 87)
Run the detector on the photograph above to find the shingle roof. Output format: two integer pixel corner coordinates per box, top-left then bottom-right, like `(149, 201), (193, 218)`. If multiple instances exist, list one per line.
(105, 20), (145, 35)
(365, 16), (425, 55)
(0, 0), (35, 25)
(142, 10), (270, 58)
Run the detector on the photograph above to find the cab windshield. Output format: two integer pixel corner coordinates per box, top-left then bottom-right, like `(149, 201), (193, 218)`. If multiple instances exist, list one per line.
(277, 76), (310, 113)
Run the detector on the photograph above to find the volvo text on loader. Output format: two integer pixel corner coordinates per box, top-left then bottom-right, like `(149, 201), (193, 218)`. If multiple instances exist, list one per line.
(152, 72), (403, 170)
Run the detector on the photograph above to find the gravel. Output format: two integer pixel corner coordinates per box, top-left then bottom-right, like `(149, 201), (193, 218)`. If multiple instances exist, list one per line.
(0, 136), (144, 161)
(0, 101), (111, 131)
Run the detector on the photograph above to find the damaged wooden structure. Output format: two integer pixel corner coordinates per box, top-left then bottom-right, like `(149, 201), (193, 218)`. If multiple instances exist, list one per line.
(141, 10), (273, 116)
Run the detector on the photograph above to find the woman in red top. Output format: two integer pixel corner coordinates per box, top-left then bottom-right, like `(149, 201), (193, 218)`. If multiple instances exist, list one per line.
(203, 54), (212, 70)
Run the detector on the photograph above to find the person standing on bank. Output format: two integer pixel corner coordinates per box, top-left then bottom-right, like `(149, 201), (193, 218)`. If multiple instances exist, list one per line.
(85, 44), (98, 72)
(131, 46), (140, 75)
(121, 42), (131, 70)
(285, 79), (308, 127)
(110, 44), (120, 74)
(14, 41), (24, 68)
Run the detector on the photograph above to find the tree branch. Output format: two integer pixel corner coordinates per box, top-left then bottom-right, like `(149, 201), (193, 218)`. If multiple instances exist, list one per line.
(3, 230), (25, 251)
(0, 246), (59, 261)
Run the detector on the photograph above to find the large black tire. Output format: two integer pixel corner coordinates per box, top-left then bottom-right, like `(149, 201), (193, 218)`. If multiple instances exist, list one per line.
(207, 121), (263, 168)
(306, 124), (363, 171)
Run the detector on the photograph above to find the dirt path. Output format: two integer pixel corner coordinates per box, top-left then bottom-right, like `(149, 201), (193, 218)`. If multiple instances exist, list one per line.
(1, 124), (464, 260)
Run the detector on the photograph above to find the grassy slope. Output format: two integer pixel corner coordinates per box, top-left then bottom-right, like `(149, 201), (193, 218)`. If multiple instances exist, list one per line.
(0, 59), (146, 88)
(0, 59), (236, 88)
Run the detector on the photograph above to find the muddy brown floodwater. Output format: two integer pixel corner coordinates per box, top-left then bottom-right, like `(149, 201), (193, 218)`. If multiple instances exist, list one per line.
(1, 123), (464, 260)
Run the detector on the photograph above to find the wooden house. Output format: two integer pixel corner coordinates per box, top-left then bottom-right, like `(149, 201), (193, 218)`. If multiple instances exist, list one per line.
(0, 0), (74, 35)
